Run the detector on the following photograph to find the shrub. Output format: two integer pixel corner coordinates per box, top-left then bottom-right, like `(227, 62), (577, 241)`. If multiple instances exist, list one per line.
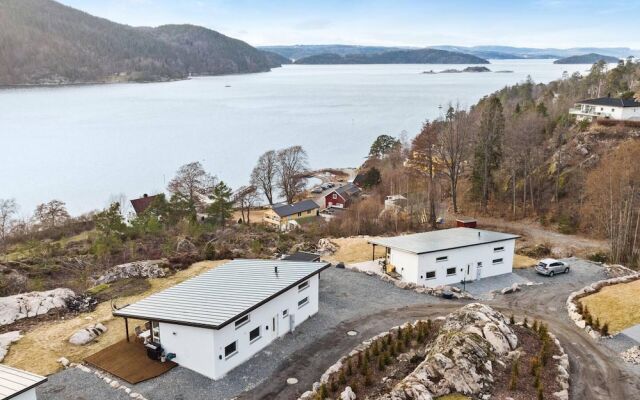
(532, 320), (539, 332)
(360, 357), (369, 374)
(523, 316), (529, 328)
(339, 370), (346, 385)
(530, 356), (540, 376)
(510, 314), (515, 325)
(330, 380), (338, 393)
(364, 371), (372, 387)
(593, 318), (601, 331)
(378, 356), (385, 371)
(537, 382), (544, 400)
(317, 384), (328, 399)
(351, 382), (358, 394)
(372, 340), (380, 356)
(588, 251), (609, 263)
(384, 352), (392, 365)
(601, 323), (610, 336)
(346, 359), (353, 376)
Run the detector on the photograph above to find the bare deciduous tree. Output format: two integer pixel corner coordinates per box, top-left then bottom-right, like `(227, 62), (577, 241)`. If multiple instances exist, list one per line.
(438, 104), (470, 213)
(276, 146), (309, 204)
(250, 150), (277, 205)
(0, 198), (18, 250)
(34, 200), (70, 228)
(234, 185), (259, 224)
(167, 162), (215, 208)
(411, 120), (440, 228)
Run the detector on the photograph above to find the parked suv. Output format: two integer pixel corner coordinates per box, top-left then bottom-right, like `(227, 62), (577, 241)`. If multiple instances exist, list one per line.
(535, 258), (570, 277)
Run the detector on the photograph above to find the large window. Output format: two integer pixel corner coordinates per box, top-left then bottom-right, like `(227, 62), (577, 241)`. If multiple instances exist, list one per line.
(249, 327), (261, 343)
(298, 280), (310, 291)
(298, 297), (309, 308)
(494, 246), (505, 252)
(425, 271), (436, 280)
(224, 341), (238, 359)
(436, 256), (448, 262)
(235, 314), (250, 329)
(493, 258), (504, 265)
(446, 267), (456, 276)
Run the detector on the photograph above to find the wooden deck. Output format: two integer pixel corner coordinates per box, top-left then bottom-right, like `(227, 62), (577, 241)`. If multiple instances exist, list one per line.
(84, 337), (177, 384)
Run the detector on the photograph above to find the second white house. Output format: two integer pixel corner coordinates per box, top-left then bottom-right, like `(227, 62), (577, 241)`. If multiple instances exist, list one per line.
(113, 259), (330, 380)
(369, 228), (519, 287)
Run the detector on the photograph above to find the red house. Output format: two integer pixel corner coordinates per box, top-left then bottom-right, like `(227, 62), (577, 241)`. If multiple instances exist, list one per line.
(325, 183), (361, 209)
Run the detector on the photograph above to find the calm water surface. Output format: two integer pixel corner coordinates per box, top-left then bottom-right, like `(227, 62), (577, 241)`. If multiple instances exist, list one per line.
(0, 60), (592, 214)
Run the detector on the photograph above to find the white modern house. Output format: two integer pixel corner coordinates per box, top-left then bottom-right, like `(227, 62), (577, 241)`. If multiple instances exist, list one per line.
(113, 259), (330, 380)
(0, 364), (47, 400)
(369, 228), (519, 287)
(569, 97), (640, 121)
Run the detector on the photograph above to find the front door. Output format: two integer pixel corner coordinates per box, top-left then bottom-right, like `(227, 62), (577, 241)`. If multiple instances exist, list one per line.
(465, 263), (475, 281)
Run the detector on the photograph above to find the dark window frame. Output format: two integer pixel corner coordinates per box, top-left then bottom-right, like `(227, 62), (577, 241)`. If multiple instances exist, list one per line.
(234, 314), (250, 330)
(298, 297), (309, 309)
(446, 267), (456, 276)
(436, 256), (448, 262)
(493, 258), (504, 265)
(425, 271), (436, 280)
(298, 280), (310, 292)
(249, 326), (261, 343)
(224, 341), (238, 359)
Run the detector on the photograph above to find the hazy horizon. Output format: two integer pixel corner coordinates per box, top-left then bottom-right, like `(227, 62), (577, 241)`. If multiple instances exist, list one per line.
(58, 0), (640, 49)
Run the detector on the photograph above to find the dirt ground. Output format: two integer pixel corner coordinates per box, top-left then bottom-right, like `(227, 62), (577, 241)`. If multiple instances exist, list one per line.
(579, 278), (640, 333)
(3, 260), (226, 375)
(513, 254), (537, 269)
(323, 237), (386, 264)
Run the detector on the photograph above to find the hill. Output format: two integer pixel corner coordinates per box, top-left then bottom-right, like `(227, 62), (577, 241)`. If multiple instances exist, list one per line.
(294, 49), (489, 65)
(258, 45), (409, 61)
(554, 53), (620, 64)
(260, 50), (293, 67)
(0, 0), (282, 85)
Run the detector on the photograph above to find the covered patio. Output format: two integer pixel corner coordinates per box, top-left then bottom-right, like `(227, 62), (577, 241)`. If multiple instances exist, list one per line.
(84, 336), (177, 384)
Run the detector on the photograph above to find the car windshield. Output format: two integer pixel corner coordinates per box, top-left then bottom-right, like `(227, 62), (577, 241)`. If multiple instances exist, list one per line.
(537, 262), (548, 268)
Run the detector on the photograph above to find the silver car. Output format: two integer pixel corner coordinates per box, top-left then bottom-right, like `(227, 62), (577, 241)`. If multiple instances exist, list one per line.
(535, 258), (570, 276)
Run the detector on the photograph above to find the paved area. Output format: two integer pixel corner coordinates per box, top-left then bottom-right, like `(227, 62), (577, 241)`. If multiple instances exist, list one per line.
(454, 270), (531, 299)
(621, 324), (640, 343)
(347, 259), (385, 276)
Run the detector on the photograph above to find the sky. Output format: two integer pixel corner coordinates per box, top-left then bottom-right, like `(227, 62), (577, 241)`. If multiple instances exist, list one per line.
(58, 0), (640, 49)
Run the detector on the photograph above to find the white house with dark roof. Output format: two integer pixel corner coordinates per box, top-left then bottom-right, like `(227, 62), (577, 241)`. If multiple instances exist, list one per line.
(369, 228), (519, 287)
(0, 364), (47, 400)
(263, 199), (320, 231)
(113, 259), (330, 380)
(569, 97), (640, 121)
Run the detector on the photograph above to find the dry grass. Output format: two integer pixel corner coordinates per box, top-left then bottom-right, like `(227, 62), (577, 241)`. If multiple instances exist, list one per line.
(436, 395), (471, 400)
(231, 208), (268, 224)
(513, 254), (537, 269)
(323, 236), (386, 264)
(579, 279), (640, 334)
(3, 260), (226, 376)
(5, 230), (93, 261)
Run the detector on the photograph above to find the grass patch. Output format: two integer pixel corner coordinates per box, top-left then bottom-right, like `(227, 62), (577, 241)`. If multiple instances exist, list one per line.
(437, 394), (471, 400)
(323, 237), (386, 264)
(86, 283), (110, 296)
(579, 279), (640, 333)
(513, 254), (537, 269)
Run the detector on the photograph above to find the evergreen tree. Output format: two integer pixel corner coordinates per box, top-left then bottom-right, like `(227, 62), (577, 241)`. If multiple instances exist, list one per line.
(472, 96), (504, 212)
(207, 181), (234, 226)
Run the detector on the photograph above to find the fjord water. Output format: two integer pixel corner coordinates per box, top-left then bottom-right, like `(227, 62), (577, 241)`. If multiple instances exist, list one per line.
(1, 60), (590, 214)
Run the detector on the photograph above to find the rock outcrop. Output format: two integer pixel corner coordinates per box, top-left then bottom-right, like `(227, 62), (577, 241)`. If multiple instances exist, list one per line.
(69, 323), (108, 345)
(0, 288), (75, 325)
(92, 259), (169, 285)
(385, 303), (517, 399)
(0, 331), (23, 361)
(316, 238), (338, 255)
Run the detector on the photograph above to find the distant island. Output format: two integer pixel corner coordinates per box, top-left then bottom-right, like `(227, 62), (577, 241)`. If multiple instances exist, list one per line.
(293, 49), (489, 65)
(0, 0), (288, 86)
(422, 66), (492, 74)
(554, 53), (620, 64)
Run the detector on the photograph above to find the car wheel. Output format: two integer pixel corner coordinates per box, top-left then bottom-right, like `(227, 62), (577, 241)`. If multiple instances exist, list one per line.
(549, 271), (554, 277)
(564, 268), (570, 274)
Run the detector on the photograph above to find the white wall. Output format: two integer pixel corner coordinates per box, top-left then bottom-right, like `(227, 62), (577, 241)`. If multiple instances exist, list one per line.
(390, 239), (515, 287)
(621, 107), (640, 120)
(158, 322), (215, 379)
(159, 274), (320, 380)
(13, 389), (37, 400)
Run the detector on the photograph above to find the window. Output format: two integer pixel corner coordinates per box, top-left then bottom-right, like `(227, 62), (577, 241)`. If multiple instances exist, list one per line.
(298, 280), (310, 291)
(249, 327), (261, 343)
(493, 258), (504, 265)
(436, 256), (448, 262)
(446, 267), (456, 276)
(332, 193), (337, 199)
(297, 212), (301, 217)
(477, 262), (483, 268)
(298, 297), (309, 308)
(235, 314), (250, 329)
(494, 246), (504, 252)
(282, 309), (289, 318)
(425, 271), (436, 280)
(224, 341), (238, 359)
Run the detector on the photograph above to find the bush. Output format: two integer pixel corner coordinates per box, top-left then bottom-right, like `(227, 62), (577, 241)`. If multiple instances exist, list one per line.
(339, 370), (346, 385)
(523, 316), (529, 328)
(530, 356), (540, 376)
(378, 356), (385, 371)
(557, 214), (577, 234)
(317, 384), (328, 400)
(346, 359), (353, 376)
(601, 323), (610, 336)
(588, 251), (609, 263)
(510, 314), (515, 325)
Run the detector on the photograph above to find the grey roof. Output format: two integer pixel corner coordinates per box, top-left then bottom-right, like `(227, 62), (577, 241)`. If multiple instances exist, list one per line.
(113, 259), (330, 329)
(576, 97), (640, 108)
(282, 251), (321, 262)
(0, 364), (47, 399)
(332, 183), (361, 199)
(272, 199), (319, 217)
(368, 228), (519, 254)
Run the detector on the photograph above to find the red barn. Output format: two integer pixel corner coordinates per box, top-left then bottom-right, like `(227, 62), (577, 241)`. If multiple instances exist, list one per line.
(325, 183), (361, 209)
(456, 217), (477, 228)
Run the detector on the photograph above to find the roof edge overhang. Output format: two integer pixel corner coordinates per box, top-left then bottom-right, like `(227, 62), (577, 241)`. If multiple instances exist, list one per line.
(113, 262), (332, 330)
(368, 235), (520, 255)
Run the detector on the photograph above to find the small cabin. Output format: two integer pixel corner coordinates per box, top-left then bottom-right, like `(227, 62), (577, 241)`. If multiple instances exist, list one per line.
(456, 217), (477, 228)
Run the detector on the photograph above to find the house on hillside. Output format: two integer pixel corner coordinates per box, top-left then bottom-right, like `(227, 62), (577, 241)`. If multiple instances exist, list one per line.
(325, 183), (361, 209)
(352, 172), (366, 188)
(0, 364), (47, 400)
(113, 259), (330, 380)
(263, 200), (319, 231)
(368, 228), (519, 287)
(569, 97), (640, 121)
(384, 194), (407, 211)
(130, 194), (162, 215)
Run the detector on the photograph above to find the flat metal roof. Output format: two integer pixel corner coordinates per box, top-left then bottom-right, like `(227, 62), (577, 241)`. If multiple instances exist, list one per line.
(368, 228), (519, 254)
(0, 364), (47, 400)
(113, 259), (330, 329)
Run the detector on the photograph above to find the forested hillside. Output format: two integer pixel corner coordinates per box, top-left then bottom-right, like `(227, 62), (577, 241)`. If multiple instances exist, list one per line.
(554, 53), (620, 64)
(294, 49), (489, 64)
(0, 0), (280, 85)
